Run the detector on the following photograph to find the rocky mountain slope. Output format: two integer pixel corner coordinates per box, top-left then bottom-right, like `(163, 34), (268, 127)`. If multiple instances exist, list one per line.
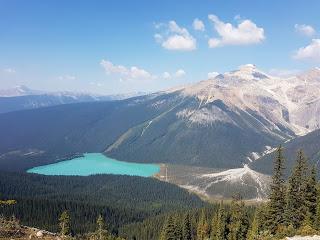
(1, 65), (320, 199)
(252, 128), (320, 175)
(1, 65), (320, 169)
(107, 65), (320, 168)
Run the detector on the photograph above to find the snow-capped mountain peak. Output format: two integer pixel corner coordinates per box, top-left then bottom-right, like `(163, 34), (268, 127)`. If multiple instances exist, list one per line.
(224, 64), (269, 81)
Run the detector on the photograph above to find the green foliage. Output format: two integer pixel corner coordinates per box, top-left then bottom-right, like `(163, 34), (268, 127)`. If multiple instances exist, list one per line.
(214, 203), (227, 240)
(197, 209), (210, 240)
(182, 213), (192, 240)
(247, 207), (262, 240)
(305, 166), (318, 224)
(96, 215), (109, 240)
(285, 150), (308, 228)
(86, 215), (111, 240)
(227, 194), (248, 240)
(59, 211), (71, 236)
(2, 146), (320, 240)
(315, 184), (320, 230)
(265, 146), (286, 233)
(0, 171), (203, 234)
(160, 215), (178, 240)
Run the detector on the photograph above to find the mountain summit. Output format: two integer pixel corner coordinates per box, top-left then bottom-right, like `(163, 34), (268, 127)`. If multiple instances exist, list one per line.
(1, 65), (320, 172)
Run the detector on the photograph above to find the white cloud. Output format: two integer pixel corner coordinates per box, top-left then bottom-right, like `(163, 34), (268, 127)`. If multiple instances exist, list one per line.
(58, 75), (76, 80)
(155, 21), (196, 51)
(193, 18), (205, 31)
(100, 59), (155, 81)
(295, 24), (315, 37)
(130, 66), (153, 79)
(161, 69), (186, 79)
(3, 68), (16, 74)
(162, 72), (171, 79)
(293, 39), (320, 61)
(208, 14), (265, 48)
(268, 69), (301, 77)
(175, 69), (186, 78)
(208, 71), (219, 78)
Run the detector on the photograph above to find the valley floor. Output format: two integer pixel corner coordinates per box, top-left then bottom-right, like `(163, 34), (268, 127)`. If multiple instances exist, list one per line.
(155, 163), (271, 200)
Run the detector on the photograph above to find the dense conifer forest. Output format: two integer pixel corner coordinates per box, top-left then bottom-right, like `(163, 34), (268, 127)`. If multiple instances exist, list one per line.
(1, 146), (320, 239)
(0, 173), (204, 235)
(141, 146), (320, 240)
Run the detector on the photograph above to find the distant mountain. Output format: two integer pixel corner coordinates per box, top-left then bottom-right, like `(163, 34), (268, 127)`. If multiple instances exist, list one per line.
(0, 85), (146, 113)
(0, 65), (320, 200)
(251, 128), (320, 175)
(0, 85), (42, 97)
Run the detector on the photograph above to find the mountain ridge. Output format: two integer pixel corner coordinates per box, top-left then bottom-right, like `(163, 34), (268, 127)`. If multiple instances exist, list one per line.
(0, 65), (319, 184)
(0, 85), (147, 113)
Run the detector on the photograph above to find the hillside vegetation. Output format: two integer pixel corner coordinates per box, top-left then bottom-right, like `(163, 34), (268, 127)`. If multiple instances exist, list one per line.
(0, 172), (204, 234)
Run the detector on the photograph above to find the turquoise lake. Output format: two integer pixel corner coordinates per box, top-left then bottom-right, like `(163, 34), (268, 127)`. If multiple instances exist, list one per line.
(27, 153), (160, 177)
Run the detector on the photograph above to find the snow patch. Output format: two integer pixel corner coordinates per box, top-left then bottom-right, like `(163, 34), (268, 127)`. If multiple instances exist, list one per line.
(176, 106), (235, 126)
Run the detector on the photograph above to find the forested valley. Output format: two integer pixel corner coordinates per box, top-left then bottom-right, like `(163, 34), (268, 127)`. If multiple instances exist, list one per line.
(1, 146), (320, 240)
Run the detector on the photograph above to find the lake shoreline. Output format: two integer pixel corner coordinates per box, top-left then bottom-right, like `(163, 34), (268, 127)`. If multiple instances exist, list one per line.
(27, 153), (160, 177)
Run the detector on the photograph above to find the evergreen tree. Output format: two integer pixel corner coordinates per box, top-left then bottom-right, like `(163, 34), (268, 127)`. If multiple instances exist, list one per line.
(160, 215), (177, 240)
(285, 150), (308, 228)
(237, 211), (249, 240)
(211, 203), (226, 240)
(227, 194), (247, 240)
(95, 214), (109, 240)
(211, 213), (219, 240)
(305, 165), (317, 225)
(315, 183), (320, 230)
(266, 145), (286, 233)
(59, 211), (71, 237)
(247, 208), (261, 240)
(173, 214), (183, 240)
(197, 209), (209, 240)
(182, 213), (192, 240)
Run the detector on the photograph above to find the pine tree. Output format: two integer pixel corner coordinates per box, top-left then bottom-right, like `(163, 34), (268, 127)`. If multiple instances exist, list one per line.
(285, 150), (308, 228)
(197, 209), (209, 240)
(305, 165), (317, 225)
(211, 213), (219, 240)
(95, 214), (109, 240)
(227, 194), (247, 240)
(266, 145), (286, 233)
(173, 214), (183, 240)
(211, 203), (226, 240)
(160, 215), (177, 240)
(314, 183), (320, 230)
(59, 211), (71, 237)
(247, 207), (262, 240)
(182, 213), (192, 240)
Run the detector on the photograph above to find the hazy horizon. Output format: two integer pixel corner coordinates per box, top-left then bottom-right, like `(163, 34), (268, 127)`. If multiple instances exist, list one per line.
(1, 0), (320, 95)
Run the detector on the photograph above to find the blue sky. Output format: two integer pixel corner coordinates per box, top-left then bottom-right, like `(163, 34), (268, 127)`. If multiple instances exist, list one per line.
(1, 0), (320, 94)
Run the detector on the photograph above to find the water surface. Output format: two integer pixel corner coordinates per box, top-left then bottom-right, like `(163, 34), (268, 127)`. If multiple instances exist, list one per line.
(27, 153), (160, 177)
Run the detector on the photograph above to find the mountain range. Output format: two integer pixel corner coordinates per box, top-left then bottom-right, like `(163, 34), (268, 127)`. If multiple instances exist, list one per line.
(0, 85), (145, 113)
(1, 64), (320, 200)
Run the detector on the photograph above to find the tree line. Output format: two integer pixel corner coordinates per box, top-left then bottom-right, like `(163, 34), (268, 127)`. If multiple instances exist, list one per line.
(155, 146), (320, 240)
(2, 146), (320, 239)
